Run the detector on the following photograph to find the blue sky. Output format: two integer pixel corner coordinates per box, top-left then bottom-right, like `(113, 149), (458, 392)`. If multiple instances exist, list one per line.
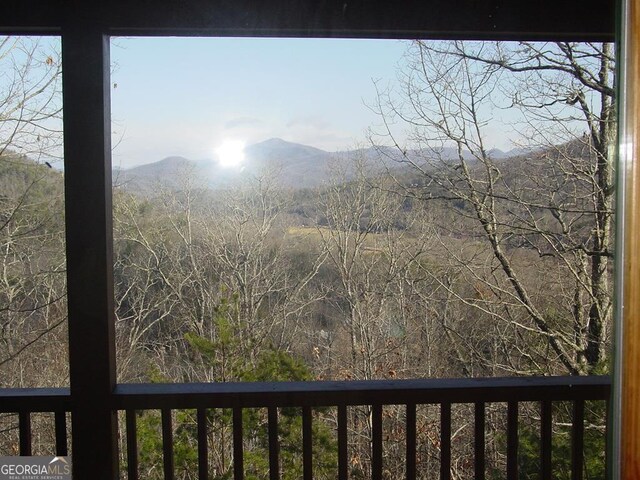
(110, 37), (411, 167)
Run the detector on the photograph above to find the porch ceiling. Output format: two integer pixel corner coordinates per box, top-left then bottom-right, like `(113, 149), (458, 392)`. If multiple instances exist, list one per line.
(2, 0), (615, 41)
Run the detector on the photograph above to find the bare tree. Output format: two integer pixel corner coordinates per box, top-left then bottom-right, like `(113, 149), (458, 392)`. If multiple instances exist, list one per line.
(0, 36), (65, 387)
(199, 173), (328, 364)
(373, 41), (614, 375)
(0, 37), (62, 162)
(316, 156), (430, 380)
(113, 168), (330, 382)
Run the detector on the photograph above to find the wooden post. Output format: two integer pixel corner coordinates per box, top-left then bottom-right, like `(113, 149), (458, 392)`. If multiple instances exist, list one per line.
(62, 27), (118, 479)
(620, 0), (640, 477)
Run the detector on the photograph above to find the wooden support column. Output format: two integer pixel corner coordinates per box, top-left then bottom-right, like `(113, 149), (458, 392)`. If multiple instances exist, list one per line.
(62, 27), (118, 479)
(620, 0), (640, 477)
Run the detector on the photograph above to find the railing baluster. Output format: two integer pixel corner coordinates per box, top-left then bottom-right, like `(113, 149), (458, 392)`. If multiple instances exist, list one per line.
(18, 411), (31, 456)
(162, 409), (174, 480)
(541, 401), (552, 480)
(572, 399), (585, 480)
(268, 407), (279, 480)
(197, 408), (208, 480)
(406, 403), (416, 480)
(474, 402), (485, 480)
(338, 405), (348, 480)
(605, 399), (610, 478)
(54, 411), (68, 457)
(440, 402), (451, 480)
(372, 404), (383, 480)
(126, 410), (138, 480)
(507, 402), (518, 479)
(233, 408), (243, 480)
(302, 406), (312, 480)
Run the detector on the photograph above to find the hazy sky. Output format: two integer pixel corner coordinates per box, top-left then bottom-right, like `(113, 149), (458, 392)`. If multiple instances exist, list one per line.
(110, 37), (411, 167)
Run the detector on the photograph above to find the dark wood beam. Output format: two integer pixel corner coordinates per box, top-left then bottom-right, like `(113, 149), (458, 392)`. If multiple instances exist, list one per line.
(62, 27), (118, 480)
(2, 0), (615, 41)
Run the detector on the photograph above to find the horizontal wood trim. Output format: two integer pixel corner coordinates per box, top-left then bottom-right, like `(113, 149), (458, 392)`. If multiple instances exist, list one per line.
(0, 388), (71, 412)
(112, 376), (611, 409)
(0, 376), (610, 413)
(2, 0), (615, 41)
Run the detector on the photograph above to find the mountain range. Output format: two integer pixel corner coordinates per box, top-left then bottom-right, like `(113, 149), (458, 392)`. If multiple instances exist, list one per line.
(112, 138), (526, 192)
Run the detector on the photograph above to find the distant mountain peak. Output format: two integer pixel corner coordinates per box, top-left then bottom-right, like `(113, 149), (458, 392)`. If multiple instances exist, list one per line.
(126, 155), (192, 173)
(258, 137), (290, 146)
(155, 155), (191, 166)
(245, 138), (329, 156)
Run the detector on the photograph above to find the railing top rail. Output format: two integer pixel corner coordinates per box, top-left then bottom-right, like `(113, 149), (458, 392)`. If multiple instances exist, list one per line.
(113, 376), (611, 409)
(0, 377), (611, 412)
(0, 388), (71, 412)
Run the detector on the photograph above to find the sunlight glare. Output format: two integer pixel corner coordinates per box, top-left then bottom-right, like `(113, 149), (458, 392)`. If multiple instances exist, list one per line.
(216, 140), (246, 168)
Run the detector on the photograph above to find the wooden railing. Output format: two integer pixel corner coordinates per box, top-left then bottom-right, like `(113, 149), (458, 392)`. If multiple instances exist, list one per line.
(0, 388), (71, 456)
(0, 376), (611, 479)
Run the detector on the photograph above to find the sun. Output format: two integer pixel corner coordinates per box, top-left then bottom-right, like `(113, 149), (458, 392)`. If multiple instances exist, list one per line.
(216, 140), (246, 168)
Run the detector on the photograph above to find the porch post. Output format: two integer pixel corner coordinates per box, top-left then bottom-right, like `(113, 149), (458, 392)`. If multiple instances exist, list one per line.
(62, 27), (118, 479)
(619, 0), (640, 477)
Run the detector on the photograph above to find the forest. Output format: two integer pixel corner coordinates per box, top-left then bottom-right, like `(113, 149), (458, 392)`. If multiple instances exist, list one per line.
(0, 38), (614, 479)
